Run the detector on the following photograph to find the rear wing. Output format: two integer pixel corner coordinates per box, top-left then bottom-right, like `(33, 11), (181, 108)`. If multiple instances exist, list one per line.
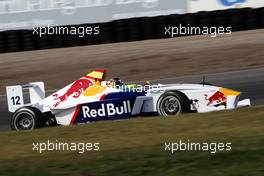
(6, 82), (45, 112)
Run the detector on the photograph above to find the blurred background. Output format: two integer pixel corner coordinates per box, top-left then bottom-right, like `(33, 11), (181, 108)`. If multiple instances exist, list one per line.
(0, 0), (263, 52)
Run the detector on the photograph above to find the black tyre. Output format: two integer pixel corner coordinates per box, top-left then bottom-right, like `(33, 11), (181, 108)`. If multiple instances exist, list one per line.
(11, 107), (44, 131)
(157, 91), (190, 116)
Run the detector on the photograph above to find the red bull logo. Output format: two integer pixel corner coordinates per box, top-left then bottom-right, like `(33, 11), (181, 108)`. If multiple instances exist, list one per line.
(53, 78), (93, 107)
(205, 91), (226, 106)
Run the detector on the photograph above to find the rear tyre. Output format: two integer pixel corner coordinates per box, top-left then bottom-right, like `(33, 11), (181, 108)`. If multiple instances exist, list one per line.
(157, 91), (190, 116)
(11, 107), (44, 131)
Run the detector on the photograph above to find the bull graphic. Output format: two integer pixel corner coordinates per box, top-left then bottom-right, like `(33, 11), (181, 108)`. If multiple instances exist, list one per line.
(205, 91), (226, 106)
(53, 78), (93, 107)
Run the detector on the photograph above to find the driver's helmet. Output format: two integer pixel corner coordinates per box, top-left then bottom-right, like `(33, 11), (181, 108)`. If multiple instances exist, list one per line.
(107, 78), (124, 88)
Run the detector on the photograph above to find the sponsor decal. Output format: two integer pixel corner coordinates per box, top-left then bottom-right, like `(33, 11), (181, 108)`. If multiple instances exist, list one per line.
(82, 100), (131, 118)
(205, 91), (226, 106)
(73, 99), (135, 123)
(0, 0), (187, 31)
(52, 70), (106, 108)
(219, 0), (247, 6)
(53, 78), (93, 107)
(0, 0), (161, 14)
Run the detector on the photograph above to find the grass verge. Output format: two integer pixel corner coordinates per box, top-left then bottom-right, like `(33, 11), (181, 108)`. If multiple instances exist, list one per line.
(0, 106), (263, 176)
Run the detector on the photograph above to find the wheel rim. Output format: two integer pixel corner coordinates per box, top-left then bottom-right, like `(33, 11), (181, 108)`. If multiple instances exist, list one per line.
(14, 112), (34, 130)
(160, 95), (181, 116)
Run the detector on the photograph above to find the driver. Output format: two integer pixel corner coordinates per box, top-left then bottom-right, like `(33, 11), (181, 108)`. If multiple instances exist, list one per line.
(107, 78), (124, 88)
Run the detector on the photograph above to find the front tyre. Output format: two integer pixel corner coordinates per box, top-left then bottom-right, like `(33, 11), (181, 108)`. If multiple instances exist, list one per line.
(11, 107), (44, 131)
(157, 91), (190, 116)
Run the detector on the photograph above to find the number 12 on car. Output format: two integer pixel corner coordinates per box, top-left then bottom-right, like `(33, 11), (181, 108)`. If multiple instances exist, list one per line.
(6, 85), (24, 112)
(11, 96), (21, 105)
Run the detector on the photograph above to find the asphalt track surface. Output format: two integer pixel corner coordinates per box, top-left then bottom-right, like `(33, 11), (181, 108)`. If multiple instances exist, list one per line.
(0, 68), (263, 132)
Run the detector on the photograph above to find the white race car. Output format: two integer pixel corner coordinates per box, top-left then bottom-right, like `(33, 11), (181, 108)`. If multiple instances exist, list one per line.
(6, 69), (251, 131)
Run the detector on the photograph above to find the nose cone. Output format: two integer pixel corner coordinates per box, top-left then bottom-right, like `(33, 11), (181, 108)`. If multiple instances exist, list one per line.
(220, 88), (241, 96)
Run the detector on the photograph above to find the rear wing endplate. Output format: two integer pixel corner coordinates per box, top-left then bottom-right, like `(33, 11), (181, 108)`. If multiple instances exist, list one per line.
(6, 82), (45, 112)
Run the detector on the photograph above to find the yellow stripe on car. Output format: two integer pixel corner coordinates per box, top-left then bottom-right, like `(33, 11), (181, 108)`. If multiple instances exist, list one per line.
(220, 88), (241, 96)
(87, 71), (104, 80)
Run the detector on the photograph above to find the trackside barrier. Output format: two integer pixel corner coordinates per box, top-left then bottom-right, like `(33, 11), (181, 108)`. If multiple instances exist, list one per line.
(0, 7), (263, 53)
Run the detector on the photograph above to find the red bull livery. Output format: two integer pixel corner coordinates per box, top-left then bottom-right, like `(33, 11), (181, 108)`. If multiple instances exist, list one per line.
(53, 77), (94, 107)
(6, 69), (251, 131)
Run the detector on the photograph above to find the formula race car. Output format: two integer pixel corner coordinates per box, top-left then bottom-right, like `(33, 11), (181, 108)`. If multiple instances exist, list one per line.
(6, 69), (251, 131)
